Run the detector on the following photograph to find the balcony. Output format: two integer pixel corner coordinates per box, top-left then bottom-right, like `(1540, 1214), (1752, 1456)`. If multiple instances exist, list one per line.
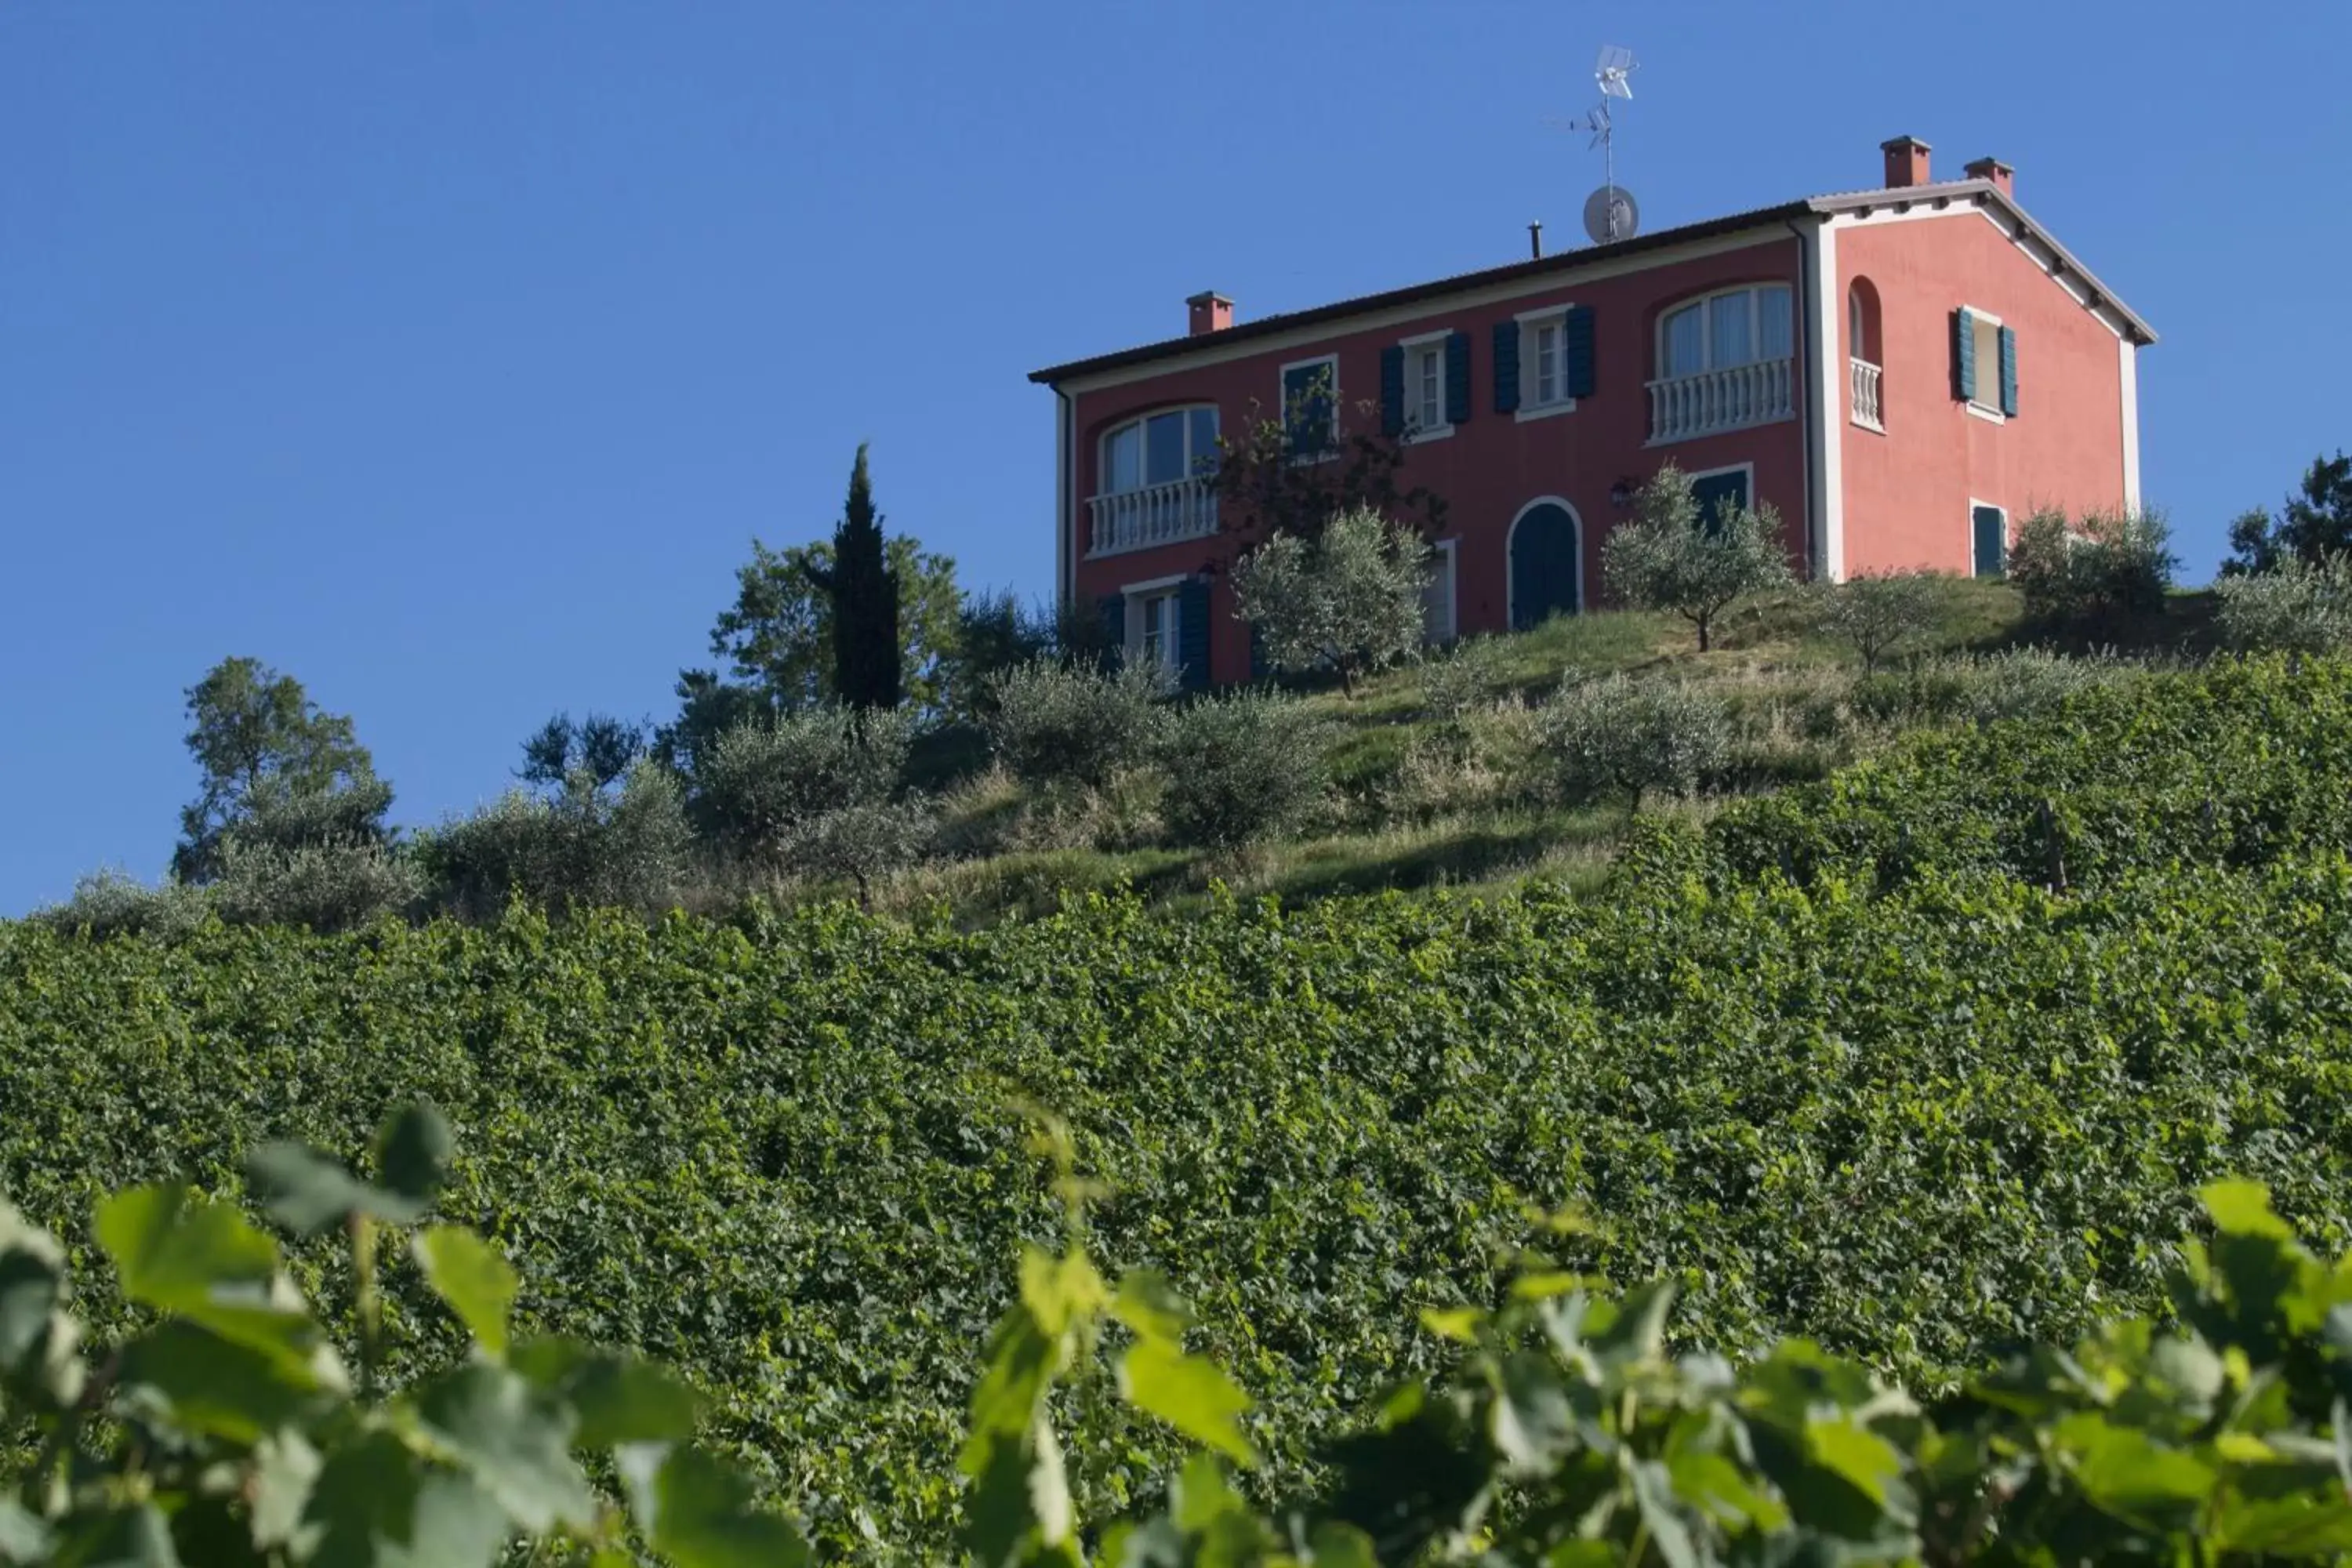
(1646, 357), (1796, 445)
(1086, 474), (1218, 558)
(1849, 357), (1885, 432)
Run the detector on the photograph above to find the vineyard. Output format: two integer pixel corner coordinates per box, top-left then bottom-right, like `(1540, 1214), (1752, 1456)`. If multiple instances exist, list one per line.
(7, 656), (2352, 1558)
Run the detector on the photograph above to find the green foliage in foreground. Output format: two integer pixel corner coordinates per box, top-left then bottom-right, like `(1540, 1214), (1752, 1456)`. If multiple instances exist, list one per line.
(17, 1116), (2352, 1563)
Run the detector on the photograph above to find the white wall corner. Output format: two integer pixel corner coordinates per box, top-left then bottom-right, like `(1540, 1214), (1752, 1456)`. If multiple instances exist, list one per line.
(2118, 339), (2142, 513)
(1055, 392), (1076, 601)
(1802, 217), (1845, 581)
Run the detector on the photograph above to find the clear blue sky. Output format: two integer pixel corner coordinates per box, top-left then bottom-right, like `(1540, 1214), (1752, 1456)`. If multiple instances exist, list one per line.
(4, 2), (2346, 914)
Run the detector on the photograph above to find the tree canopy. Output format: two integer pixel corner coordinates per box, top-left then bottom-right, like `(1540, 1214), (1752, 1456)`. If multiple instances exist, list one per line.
(173, 657), (390, 883)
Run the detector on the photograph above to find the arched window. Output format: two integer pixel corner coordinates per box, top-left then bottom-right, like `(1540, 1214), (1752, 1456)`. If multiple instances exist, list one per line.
(1099, 405), (1218, 495)
(1656, 284), (1794, 379)
(1090, 405), (1220, 557)
(1847, 278), (1884, 432)
(1650, 285), (1796, 441)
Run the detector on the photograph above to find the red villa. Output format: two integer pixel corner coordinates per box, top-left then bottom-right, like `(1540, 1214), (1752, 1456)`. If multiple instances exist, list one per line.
(1028, 136), (2156, 688)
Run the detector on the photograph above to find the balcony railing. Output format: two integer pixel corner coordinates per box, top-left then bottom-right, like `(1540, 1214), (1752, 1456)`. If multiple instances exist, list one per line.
(1646, 357), (1796, 445)
(1850, 357), (1885, 432)
(1086, 474), (1218, 558)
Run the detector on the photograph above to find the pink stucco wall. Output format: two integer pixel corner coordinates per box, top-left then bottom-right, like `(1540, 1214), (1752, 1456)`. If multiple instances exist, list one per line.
(1838, 210), (2131, 575)
(1069, 234), (1811, 685)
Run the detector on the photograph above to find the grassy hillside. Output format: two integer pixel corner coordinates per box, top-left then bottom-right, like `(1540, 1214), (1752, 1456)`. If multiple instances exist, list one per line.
(1, 652), (2335, 1558)
(899, 579), (2205, 923)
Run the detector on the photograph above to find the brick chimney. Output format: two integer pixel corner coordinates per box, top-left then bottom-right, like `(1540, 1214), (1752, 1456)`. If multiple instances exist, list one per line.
(1186, 291), (1234, 336)
(1964, 157), (2015, 199)
(1880, 135), (1932, 189)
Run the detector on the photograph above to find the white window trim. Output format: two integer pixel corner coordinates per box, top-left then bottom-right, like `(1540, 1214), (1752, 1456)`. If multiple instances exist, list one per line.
(1513, 302), (1578, 423)
(1685, 461), (1758, 520)
(1504, 496), (1585, 624)
(1422, 536), (1460, 644)
(1654, 282), (1796, 378)
(1121, 575), (1188, 670)
(1968, 499), (2009, 578)
(1397, 328), (1454, 443)
(1278, 352), (1342, 464)
(1095, 405), (1220, 495)
(1961, 304), (2007, 423)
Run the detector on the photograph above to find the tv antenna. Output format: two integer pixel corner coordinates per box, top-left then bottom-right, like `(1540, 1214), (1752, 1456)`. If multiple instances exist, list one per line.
(1582, 45), (1640, 242)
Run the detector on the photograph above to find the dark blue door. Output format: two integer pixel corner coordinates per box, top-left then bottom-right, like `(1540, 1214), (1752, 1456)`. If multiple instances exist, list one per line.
(1973, 505), (2007, 578)
(1509, 503), (1580, 630)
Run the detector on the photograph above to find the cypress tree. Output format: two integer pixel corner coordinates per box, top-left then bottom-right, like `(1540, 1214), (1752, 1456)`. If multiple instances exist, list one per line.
(811, 443), (903, 710)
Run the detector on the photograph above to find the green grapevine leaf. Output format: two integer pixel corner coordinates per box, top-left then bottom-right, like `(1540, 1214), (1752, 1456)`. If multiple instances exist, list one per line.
(375, 1102), (455, 1207)
(413, 1363), (595, 1534)
(303, 1430), (510, 1568)
(245, 1142), (423, 1235)
(94, 1185), (323, 1381)
(413, 1226), (517, 1359)
(1120, 1340), (1256, 1465)
(510, 1337), (702, 1448)
(615, 1441), (812, 1568)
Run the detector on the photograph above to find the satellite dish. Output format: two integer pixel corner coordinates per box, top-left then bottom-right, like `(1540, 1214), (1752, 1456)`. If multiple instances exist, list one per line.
(1595, 44), (1638, 100)
(1584, 183), (1639, 243)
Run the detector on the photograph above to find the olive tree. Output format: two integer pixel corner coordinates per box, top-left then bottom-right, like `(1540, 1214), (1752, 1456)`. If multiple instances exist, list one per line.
(1812, 570), (1956, 672)
(1600, 465), (1795, 652)
(1230, 504), (1428, 692)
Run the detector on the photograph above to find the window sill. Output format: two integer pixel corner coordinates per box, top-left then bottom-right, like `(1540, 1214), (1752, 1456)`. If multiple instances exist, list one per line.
(1514, 400), (1577, 424)
(1965, 401), (2008, 425)
(1284, 449), (1345, 468)
(1405, 423), (1456, 445)
(1851, 414), (1886, 434)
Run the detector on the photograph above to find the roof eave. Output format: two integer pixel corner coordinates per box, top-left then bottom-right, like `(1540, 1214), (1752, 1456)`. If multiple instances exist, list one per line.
(1806, 181), (2158, 345)
(1026, 201), (1814, 386)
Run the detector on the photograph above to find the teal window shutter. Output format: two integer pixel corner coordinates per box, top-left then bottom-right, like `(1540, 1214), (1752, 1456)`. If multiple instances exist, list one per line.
(1379, 345), (1405, 437)
(1491, 322), (1520, 414)
(1177, 579), (1212, 691)
(1563, 306), (1596, 399)
(1953, 307), (1977, 403)
(1998, 325), (2018, 417)
(1098, 593), (1126, 656)
(1247, 621), (1269, 681)
(1444, 332), (1472, 424)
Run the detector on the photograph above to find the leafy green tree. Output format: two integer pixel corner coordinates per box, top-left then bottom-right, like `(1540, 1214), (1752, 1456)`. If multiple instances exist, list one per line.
(1210, 381), (1446, 548)
(173, 657), (390, 884)
(705, 535), (959, 715)
(1157, 688), (1332, 847)
(941, 589), (1060, 720)
(1811, 569), (1956, 672)
(987, 659), (1171, 789)
(805, 443), (903, 710)
(517, 711), (646, 791)
(1540, 672), (1730, 810)
(1230, 504), (1428, 693)
(2224, 452), (2352, 575)
(2007, 506), (2176, 635)
(2215, 551), (2352, 655)
(1601, 464), (1795, 652)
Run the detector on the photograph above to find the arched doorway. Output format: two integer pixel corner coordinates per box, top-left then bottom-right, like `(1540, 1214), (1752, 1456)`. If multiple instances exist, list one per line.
(1508, 499), (1582, 630)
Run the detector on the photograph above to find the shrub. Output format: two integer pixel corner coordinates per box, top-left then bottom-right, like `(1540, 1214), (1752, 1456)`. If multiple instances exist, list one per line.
(2006, 506), (2176, 633)
(939, 588), (1059, 719)
(695, 706), (911, 860)
(778, 799), (937, 906)
(1539, 673), (1730, 808)
(1417, 636), (1509, 722)
(1157, 688), (1332, 846)
(209, 838), (425, 932)
(985, 659), (1171, 790)
(2215, 551), (2352, 655)
(1810, 568), (1955, 671)
(1600, 464), (1795, 651)
(417, 762), (695, 919)
(1230, 504), (1428, 691)
(27, 869), (213, 942)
